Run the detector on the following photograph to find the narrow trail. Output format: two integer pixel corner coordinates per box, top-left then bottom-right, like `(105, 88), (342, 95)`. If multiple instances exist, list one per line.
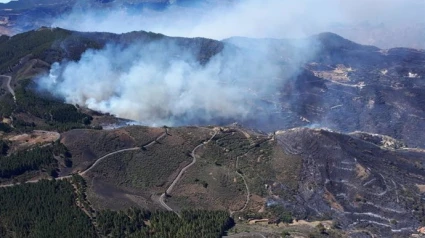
(1, 75), (15, 102)
(159, 128), (218, 214)
(0, 148), (140, 188)
(231, 171), (250, 215)
(142, 131), (167, 149)
(230, 128), (252, 215)
(0, 130), (168, 188)
(79, 147), (141, 176)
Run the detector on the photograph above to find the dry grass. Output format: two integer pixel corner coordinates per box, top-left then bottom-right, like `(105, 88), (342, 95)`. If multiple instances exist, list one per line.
(226, 219), (342, 238)
(416, 184), (425, 193)
(61, 128), (137, 172)
(355, 163), (370, 180)
(6, 130), (60, 153)
(167, 159), (247, 211)
(15, 59), (50, 81)
(83, 126), (213, 210)
(168, 128), (278, 213)
(76, 126), (304, 217)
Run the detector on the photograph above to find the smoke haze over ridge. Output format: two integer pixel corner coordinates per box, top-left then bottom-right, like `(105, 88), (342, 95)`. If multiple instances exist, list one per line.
(37, 0), (425, 127)
(52, 0), (425, 48)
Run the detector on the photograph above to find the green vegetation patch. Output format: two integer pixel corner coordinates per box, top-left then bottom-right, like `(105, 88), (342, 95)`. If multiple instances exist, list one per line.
(96, 208), (152, 237)
(96, 209), (234, 238)
(149, 210), (234, 238)
(12, 79), (94, 132)
(0, 180), (97, 238)
(0, 141), (71, 178)
(0, 28), (71, 73)
(0, 94), (15, 118)
(0, 178), (234, 238)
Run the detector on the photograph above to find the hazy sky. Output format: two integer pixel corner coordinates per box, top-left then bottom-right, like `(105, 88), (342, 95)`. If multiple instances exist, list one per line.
(52, 0), (425, 48)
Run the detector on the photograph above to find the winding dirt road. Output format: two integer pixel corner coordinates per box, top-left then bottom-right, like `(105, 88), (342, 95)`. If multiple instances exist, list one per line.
(231, 171), (250, 215)
(0, 130), (168, 188)
(0, 147), (141, 188)
(0, 75), (15, 102)
(142, 130), (167, 149)
(159, 128), (218, 213)
(79, 147), (141, 176)
(229, 127), (254, 215)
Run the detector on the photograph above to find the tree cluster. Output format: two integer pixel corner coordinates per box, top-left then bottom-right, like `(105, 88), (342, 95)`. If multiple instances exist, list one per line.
(96, 209), (234, 238)
(0, 180), (97, 238)
(96, 208), (151, 237)
(0, 141), (71, 178)
(11, 79), (94, 132)
(0, 177), (235, 238)
(149, 210), (234, 238)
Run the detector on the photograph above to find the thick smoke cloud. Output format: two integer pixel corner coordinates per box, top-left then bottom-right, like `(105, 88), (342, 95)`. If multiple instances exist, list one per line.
(38, 40), (298, 126)
(52, 0), (425, 48)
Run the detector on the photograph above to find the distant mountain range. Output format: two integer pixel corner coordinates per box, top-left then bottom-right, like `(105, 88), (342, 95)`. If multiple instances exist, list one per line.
(0, 0), (424, 49)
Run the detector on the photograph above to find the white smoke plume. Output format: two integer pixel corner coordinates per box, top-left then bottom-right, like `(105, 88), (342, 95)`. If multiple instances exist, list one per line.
(38, 39), (300, 126)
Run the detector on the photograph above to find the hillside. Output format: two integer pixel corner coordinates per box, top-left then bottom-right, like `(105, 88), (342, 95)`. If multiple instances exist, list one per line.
(0, 28), (423, 237)
(67, 125), (423, 237)
(226, 33), (425, 148)
(2, 124), (423, 237)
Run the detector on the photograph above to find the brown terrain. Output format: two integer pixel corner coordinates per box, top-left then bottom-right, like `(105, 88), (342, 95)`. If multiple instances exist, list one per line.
(7, 130), (60, 152)
(51, 124), (425, 237)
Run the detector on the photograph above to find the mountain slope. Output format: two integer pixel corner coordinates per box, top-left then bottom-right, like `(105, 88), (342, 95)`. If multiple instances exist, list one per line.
(275, 128), (425, 236)
(55, 125), (425, 237)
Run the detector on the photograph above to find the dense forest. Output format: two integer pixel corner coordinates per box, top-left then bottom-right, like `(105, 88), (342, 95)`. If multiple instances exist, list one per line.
(0, 180), (97, 238)
(0, 27), (105, 74)
(96, 209), (151, 237)
(96, 209), (234, 238)
(149, 210), (234, 238)
(0, 29), (70, 73)
(0, 177), (234, 238)
(0, 27), (165, 74)
(0, 28), (103, 133)
(0, 141), (71, 178)
(12, 79), (95, 131)
(0, 79), (97, 133)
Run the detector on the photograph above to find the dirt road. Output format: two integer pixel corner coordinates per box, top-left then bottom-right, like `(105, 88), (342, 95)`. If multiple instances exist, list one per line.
(79, 147), (141, 176)
(0, 129), (168, 188)
(159, 128), (218, 213)
(1, 75), (15, 102)
(231, 170), (250, 215)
